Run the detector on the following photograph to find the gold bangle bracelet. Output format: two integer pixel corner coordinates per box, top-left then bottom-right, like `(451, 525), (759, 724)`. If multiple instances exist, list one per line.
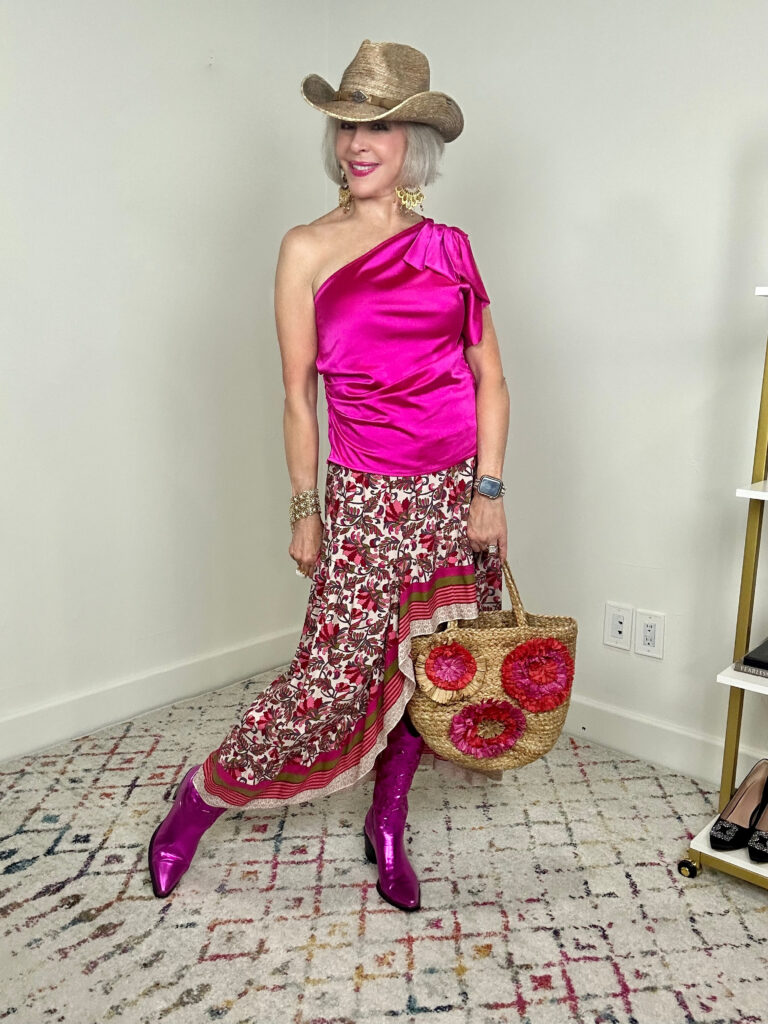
(289, 487), (321, 529)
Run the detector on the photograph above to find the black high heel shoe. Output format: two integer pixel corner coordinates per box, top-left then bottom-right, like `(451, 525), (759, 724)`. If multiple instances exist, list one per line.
(709, 758), (768, 851)
(747, 787), (768, 862)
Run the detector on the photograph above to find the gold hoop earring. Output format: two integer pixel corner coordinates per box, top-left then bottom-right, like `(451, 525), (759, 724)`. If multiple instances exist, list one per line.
(395, 184), (425, 215)
(338, 171), (352, 214)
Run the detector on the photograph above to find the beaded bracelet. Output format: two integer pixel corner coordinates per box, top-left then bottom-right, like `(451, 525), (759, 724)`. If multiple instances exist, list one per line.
(289, 487), (321, 529)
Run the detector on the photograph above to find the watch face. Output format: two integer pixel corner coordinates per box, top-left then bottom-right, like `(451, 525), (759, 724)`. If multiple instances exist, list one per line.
(477, 476), (502, 498)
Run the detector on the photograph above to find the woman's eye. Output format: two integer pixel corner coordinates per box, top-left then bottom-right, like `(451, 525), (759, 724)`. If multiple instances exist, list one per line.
(338, 120), (388, 132)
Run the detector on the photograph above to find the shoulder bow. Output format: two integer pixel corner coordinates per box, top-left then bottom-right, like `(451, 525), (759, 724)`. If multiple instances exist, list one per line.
(404, 221), (490, 346)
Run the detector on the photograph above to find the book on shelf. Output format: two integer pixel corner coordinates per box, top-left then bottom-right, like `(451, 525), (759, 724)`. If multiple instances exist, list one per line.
(734, 660), (768, 678)
(741, 635), (768, 672)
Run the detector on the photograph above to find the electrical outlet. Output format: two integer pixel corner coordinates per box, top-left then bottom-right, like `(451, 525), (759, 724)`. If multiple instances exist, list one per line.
(635, 610), (665, 659)
(603, 602), (633, 651)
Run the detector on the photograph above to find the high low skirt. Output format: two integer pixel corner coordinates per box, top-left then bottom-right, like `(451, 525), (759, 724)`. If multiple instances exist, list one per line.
(193, 458), (502, 808)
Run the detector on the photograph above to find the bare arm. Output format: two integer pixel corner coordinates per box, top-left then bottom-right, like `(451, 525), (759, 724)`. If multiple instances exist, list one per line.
(464, 306), (511, 560)
(274, 227), (323, 575)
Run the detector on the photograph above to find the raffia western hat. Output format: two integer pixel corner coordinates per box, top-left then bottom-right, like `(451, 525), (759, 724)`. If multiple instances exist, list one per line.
(301, 39), (464, 143)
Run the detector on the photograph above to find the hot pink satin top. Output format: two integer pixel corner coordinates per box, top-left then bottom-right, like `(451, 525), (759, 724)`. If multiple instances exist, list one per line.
(313, 217), (490, 475)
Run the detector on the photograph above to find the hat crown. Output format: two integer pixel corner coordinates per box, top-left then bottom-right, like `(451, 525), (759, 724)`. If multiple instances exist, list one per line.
(338, 40), (430, 105)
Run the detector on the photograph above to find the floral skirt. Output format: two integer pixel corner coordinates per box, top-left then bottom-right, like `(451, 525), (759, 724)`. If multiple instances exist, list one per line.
(193, 458), (502, 808)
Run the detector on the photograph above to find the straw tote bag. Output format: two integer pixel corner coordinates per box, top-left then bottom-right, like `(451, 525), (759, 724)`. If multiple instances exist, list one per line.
(407, 561), (577, 775)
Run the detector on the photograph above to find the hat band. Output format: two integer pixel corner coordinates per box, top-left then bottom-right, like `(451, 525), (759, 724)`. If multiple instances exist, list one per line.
(334, 88), (400, 110)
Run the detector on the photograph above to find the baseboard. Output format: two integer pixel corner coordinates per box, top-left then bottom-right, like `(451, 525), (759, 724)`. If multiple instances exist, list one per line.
(565, 693), (763, 787)
(0, 626), (302, 762)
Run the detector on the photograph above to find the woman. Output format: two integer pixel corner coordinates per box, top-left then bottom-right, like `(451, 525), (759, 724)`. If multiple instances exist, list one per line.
(148, 39), (510, 912)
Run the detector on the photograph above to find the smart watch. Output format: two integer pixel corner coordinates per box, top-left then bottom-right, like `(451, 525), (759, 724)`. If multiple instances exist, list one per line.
(473, 475), (506, 499)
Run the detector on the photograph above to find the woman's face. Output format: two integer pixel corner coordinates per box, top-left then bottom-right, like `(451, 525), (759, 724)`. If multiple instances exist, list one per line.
(335, 120), (408, 201)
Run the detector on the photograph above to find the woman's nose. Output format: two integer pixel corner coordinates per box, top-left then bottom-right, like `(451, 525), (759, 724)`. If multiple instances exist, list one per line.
(348, 126), (368, 150)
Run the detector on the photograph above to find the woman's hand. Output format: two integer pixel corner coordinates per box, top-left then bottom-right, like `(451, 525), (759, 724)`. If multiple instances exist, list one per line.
(467, 495), (508, 562)
(289, 513), (323, 577)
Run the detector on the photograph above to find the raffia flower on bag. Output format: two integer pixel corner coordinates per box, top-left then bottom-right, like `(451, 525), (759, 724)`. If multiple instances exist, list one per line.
(501, 637), (574, 712)
(426, 642), (476, 689)
(449, 699), (527, 758)
(415, 641), (487, 704)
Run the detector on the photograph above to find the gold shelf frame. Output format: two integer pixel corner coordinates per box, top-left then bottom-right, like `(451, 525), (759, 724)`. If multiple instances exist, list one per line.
(682, 335), (768, 889)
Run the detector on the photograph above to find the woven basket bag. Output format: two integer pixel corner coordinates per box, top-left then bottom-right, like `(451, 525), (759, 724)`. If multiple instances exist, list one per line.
(407, 561), (577, 774)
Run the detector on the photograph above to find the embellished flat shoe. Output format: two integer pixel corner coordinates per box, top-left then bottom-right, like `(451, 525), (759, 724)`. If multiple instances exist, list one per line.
(709, 758), (768, 852)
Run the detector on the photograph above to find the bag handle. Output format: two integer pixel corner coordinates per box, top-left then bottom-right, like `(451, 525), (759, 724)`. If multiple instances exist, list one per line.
(501, 559), (528, 626)
(445, 558), (528, 629)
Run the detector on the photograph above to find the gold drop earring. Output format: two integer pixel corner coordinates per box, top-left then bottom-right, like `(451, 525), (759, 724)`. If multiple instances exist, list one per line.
(395, 184), (425, 215)
(338, 170), (352, 214)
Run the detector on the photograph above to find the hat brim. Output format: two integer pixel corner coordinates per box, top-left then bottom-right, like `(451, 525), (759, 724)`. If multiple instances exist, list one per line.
(301, 73), (464, 143)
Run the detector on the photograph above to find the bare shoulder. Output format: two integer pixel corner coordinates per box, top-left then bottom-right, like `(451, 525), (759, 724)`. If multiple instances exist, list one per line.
(279, 210), (345, 261)
(277, 210), (351, 292)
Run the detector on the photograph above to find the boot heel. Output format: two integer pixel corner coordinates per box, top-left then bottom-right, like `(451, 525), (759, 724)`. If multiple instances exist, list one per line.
(364, 830), (377, 864)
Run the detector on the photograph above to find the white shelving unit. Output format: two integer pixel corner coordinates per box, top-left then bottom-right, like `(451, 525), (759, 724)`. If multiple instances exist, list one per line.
(683, 544), (768, 886)
(735, 480), (768, 500)
(686, 635), (768, 887)
(688, 814), (768, 887)
(716, 662), (768, 697)
(679, 293), (768, 890)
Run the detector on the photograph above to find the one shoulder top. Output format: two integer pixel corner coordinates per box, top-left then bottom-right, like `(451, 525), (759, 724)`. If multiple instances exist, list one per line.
(313, 217), (490, 476)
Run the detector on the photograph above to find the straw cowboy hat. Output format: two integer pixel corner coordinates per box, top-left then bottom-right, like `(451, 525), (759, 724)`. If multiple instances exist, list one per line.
(301, 39), (464, 143)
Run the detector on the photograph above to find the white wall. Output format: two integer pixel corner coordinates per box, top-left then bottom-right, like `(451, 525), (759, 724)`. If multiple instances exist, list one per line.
(3, 1), (768, 782)
(1, 1), (331, 754)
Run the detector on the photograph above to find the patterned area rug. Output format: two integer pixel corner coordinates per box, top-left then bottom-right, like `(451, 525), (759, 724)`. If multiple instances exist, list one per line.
(1, 670), (766, 1024)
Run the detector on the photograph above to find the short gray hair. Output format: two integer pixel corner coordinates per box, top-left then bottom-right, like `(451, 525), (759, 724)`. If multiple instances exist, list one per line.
(322, 118), (444, 188)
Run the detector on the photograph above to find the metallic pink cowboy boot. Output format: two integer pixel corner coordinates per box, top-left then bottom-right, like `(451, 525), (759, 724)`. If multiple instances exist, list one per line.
(148, 765), (226, 898)
(364, 714), (424, 911)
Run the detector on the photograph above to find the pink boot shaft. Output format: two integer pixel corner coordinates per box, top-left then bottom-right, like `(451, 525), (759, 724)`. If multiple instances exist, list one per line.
(364, 715), (424, 911)
(148, 765), (226, 898)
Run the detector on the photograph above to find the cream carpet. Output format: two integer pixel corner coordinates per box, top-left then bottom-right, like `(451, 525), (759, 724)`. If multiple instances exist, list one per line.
(1, 670), (766, 1023)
